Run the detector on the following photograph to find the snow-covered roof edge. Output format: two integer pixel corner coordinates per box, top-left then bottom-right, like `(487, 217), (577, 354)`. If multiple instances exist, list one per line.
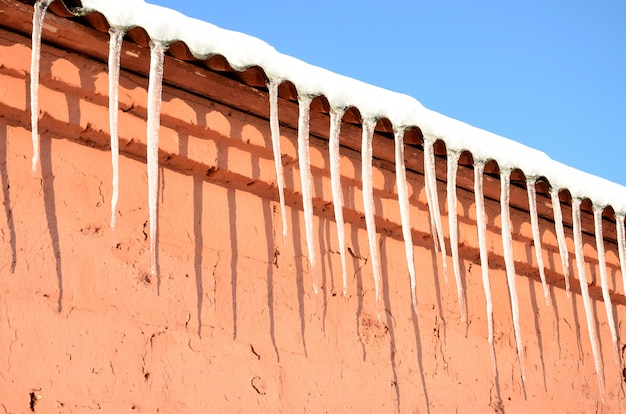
(78, 0), (626, 213)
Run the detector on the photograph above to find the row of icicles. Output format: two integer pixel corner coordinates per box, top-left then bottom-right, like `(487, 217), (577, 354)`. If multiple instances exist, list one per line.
(30, 0), (624, 402)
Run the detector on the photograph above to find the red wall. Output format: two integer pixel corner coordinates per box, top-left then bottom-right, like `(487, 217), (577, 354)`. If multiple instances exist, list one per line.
(0, 5), (625, 412)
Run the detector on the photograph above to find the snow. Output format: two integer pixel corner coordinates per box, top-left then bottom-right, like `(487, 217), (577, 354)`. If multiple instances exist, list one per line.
(551, 189), (571, 296)
(572, 199), (605, 402)
(362, 119), (383, 320)
(147, 41), (166, 276)
(473, 162), (497, 376)
(296, 95), (318, 294)
(29, 0), (53, 176)
(267, 80), (288, 245)
(446, 150), (465, 322)
(329, 107), (349, 296)
(526, 179), (549, 306)
(423, 138), (448, 282)
(76, 0), (626, 214)
(593, 207), (620, 365)
(500, 170), (525, 384)
(394, 129), (417, 312)
(108, 28), (124, 229)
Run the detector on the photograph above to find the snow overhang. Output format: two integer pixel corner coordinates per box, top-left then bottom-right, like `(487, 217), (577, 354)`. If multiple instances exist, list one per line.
(36, 0), (625, 214)
(8, 0), (626, 216)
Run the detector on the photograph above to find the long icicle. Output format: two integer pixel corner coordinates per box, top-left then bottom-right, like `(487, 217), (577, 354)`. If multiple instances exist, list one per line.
(500, 169), (525, 384)
(394, 129), (418, 313)
(329, 107), (349, 296)
(474, 162), (496, 376)
(551, 188), (571, 296)
(526, 178), (549, 306)
(423, 138), (448, 282)
(268, 80), (288, 244)
(147, 42), (167, 277)
(572, 199), (605, 402)
(30, 0), (53, 176)
(593, 206), (620, 365)
(446, 150), (465, 322)
(617, 214), (626, 309)
(362, 119), (383, 320)
(108, 28), (124, 229)
(297, 95), (318, 293)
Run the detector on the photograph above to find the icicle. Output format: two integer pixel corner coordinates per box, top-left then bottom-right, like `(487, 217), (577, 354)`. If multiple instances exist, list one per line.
(394, 129), (417, 312)
(423, 138), (448, 282)
(617, 214), (626, 306)
(593, 206), (620, 365)
(329, 107), (349, 296)
(551, 188), (571, 296)
(361, 119), (383, 320)
(267, 80), (288, 245)
(526, 178), (549, 306)
(474, 162), (496, 376)
(147, 42), (167, 276)
(30, 0), (53, 176)
(446, 150), (466, 322)
(297, 95), (319, 293)
(572, 199), (605, 402)
(108, 28), (124, 229)
(500, 169), (525, 384)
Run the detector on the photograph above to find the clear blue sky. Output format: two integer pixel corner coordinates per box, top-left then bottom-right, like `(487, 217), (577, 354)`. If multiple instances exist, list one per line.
(149, 0), (626, 186)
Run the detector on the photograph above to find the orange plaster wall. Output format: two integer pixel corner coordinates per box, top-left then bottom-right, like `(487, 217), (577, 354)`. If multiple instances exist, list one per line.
(0, 16), (625, 413)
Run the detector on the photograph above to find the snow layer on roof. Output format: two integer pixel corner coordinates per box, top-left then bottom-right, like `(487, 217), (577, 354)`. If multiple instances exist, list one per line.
(79, 0), (626, 213)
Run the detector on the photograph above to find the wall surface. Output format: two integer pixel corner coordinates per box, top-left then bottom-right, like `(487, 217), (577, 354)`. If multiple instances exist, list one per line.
(0, 3), (626, 412)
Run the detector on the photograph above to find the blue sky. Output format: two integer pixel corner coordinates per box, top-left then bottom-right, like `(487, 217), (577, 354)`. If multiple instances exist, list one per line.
(149, 0), (626, 186)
